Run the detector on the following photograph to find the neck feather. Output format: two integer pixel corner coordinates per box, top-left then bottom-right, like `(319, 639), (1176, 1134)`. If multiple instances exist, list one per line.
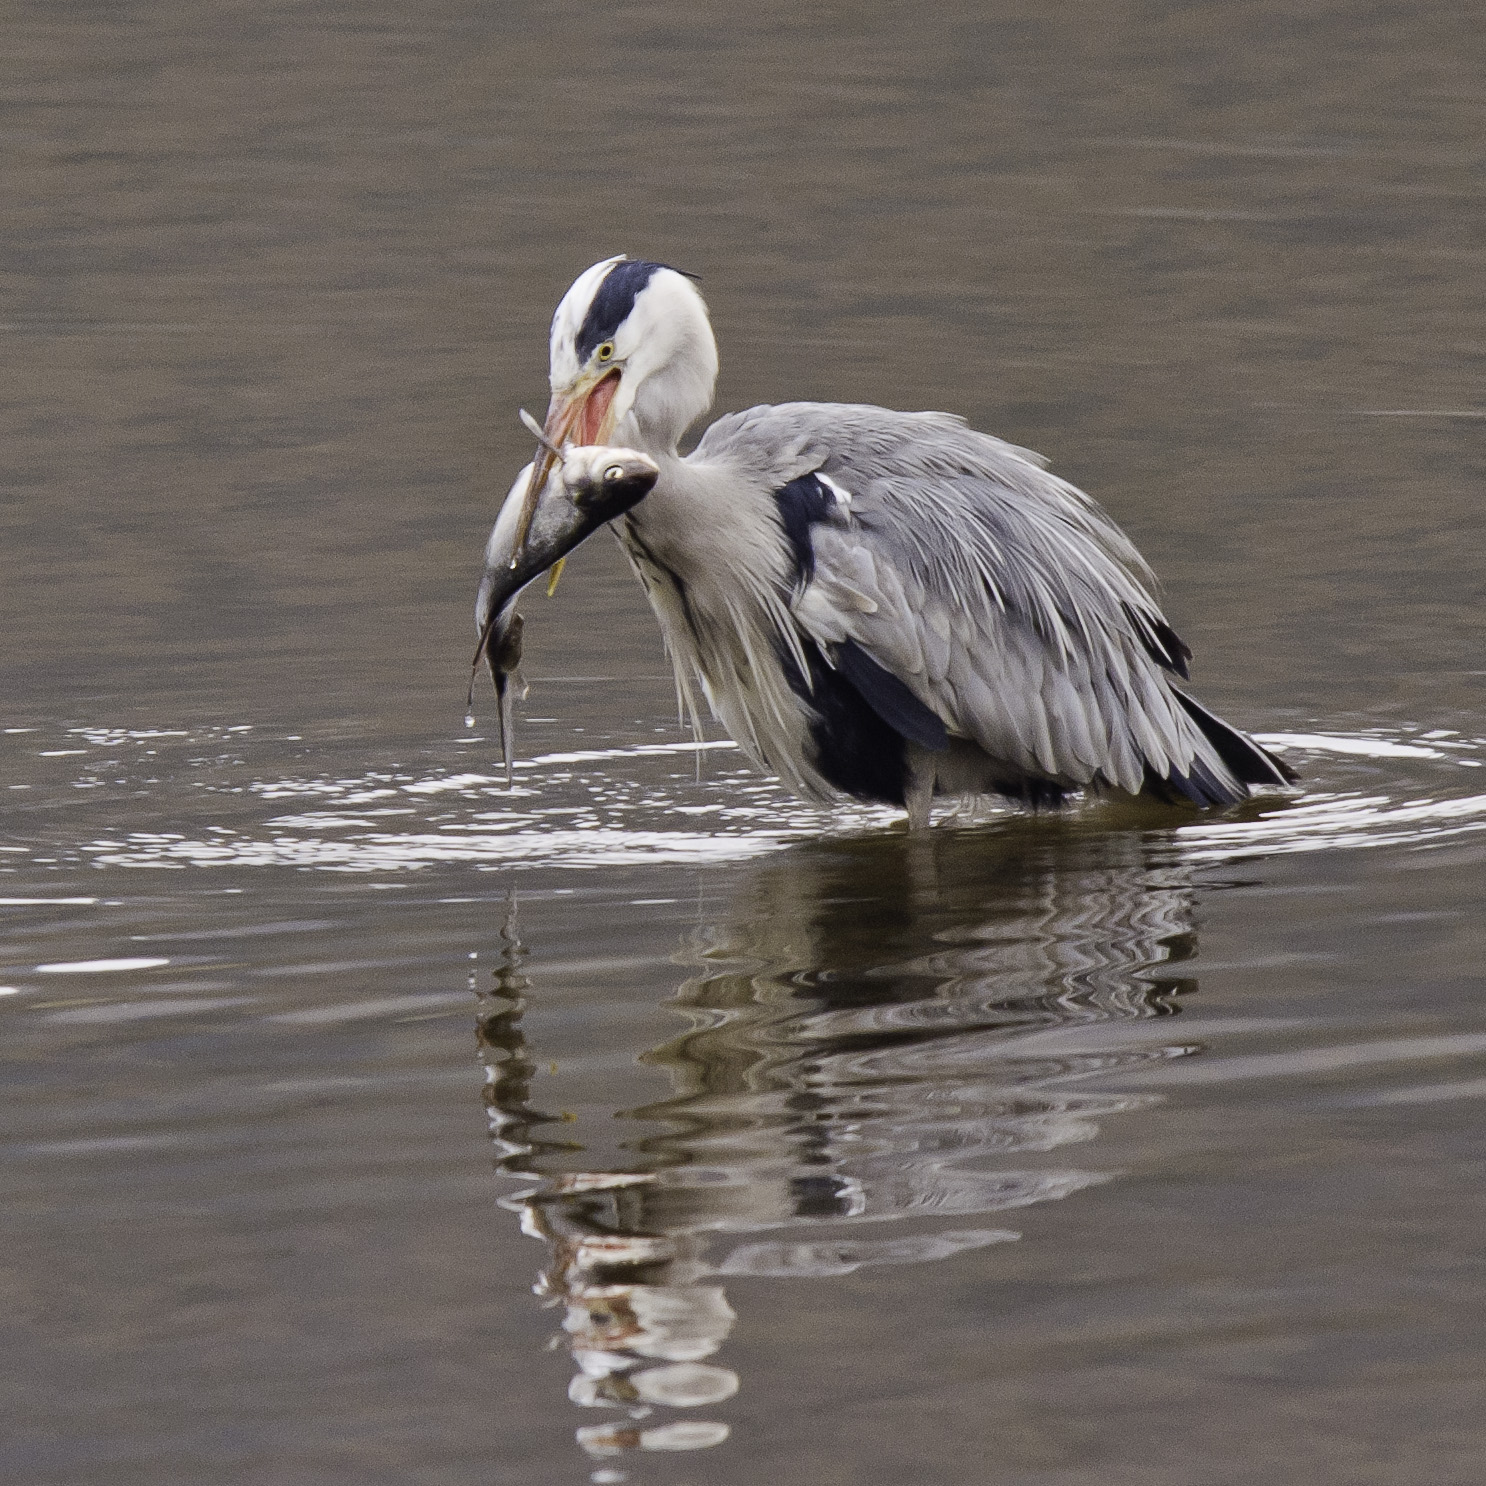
(618, 328), (718, 455)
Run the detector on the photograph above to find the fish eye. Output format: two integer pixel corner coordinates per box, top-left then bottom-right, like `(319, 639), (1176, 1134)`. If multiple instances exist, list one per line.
(596, 342), (615, 362)
(603, 463), (626, 482)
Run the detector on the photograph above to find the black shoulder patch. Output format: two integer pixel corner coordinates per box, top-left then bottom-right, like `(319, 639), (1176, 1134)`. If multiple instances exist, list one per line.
(834, 640), (950, 753)
(576, 260), (672, 362)
(774, 472), (836, 584)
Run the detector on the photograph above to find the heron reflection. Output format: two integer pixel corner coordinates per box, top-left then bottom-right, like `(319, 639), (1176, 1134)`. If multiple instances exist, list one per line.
(477, 823), (1201, 1473)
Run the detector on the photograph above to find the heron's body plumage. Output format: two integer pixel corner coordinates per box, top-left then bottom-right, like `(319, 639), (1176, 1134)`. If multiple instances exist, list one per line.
(478, 258), (1294, 823)
(613, 403), (1285, 821)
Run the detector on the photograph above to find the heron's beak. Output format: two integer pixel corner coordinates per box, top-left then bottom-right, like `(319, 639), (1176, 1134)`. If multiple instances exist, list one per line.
(510, 369), (623, 563)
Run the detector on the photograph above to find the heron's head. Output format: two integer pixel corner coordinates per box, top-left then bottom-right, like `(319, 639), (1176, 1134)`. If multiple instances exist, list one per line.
(540, 256), (718, 460)
(505, 257), (715, 566)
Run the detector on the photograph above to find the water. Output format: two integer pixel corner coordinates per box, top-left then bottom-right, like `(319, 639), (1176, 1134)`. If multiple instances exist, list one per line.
(5, 4), (1486, 1482)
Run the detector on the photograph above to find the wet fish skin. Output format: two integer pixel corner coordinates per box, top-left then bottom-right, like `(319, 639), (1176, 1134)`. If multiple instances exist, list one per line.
(474, 447), (660, 778)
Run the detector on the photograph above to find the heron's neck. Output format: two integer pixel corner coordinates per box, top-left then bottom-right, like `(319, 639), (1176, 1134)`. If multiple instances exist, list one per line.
(616, 358), (715, 457)
(618, 453), (814, 796)
(614, 409), (677, 460)
(622, 454), (790, 614)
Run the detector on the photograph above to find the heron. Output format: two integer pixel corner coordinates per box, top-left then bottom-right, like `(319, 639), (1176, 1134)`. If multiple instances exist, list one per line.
(475, 255), (1295, 825)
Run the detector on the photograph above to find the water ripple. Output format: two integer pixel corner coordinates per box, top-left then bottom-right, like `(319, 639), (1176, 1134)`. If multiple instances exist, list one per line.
(5, 720), (1483, 876)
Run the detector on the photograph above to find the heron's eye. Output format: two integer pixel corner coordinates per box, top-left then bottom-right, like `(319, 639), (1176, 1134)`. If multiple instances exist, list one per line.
(595, 342), (615, 363)
(603, 464), (625, 482)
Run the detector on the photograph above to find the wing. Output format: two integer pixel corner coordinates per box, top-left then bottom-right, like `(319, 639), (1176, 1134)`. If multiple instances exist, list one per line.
(698, 403), (1290, 803)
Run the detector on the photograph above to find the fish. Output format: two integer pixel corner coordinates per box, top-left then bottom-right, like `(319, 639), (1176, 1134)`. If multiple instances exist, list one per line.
(471, 444), (661, 781)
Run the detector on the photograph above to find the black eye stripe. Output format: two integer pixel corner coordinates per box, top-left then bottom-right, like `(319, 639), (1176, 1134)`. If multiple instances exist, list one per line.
(575, 260), (679, 362)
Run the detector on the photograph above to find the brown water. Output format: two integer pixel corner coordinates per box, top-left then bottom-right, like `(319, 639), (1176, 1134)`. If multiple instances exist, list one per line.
(4, 4), (1486, 1482)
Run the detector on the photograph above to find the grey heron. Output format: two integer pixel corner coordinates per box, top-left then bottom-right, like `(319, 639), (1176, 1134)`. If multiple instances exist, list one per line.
(476, 256), (1295, 825)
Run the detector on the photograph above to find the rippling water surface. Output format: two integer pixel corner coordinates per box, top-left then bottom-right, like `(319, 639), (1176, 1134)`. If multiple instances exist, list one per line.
(6, 3), (1486, 1483)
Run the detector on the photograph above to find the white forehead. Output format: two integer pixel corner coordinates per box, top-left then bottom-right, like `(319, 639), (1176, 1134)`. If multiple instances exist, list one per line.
(547, 257), (710, 387)
(548, 255), (625, 374)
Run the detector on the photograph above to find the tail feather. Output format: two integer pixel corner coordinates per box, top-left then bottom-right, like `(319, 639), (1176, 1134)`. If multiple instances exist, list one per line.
(1174, 691), (1298, 791)
(1143, 755), (1243, 808)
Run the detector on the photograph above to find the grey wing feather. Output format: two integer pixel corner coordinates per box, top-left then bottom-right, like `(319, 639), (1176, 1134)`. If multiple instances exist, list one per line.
(697, 403), (1283, 801)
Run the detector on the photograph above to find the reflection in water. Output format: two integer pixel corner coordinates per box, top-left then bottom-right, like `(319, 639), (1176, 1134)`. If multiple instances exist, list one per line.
(477, 827), (1200, 1475)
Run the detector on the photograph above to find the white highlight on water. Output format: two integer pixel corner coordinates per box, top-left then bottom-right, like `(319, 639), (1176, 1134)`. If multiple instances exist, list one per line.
(35, 956), (172, 974)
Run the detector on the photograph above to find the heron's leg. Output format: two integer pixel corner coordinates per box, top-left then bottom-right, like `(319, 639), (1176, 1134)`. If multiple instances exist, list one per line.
(903, 751), (935, 831)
